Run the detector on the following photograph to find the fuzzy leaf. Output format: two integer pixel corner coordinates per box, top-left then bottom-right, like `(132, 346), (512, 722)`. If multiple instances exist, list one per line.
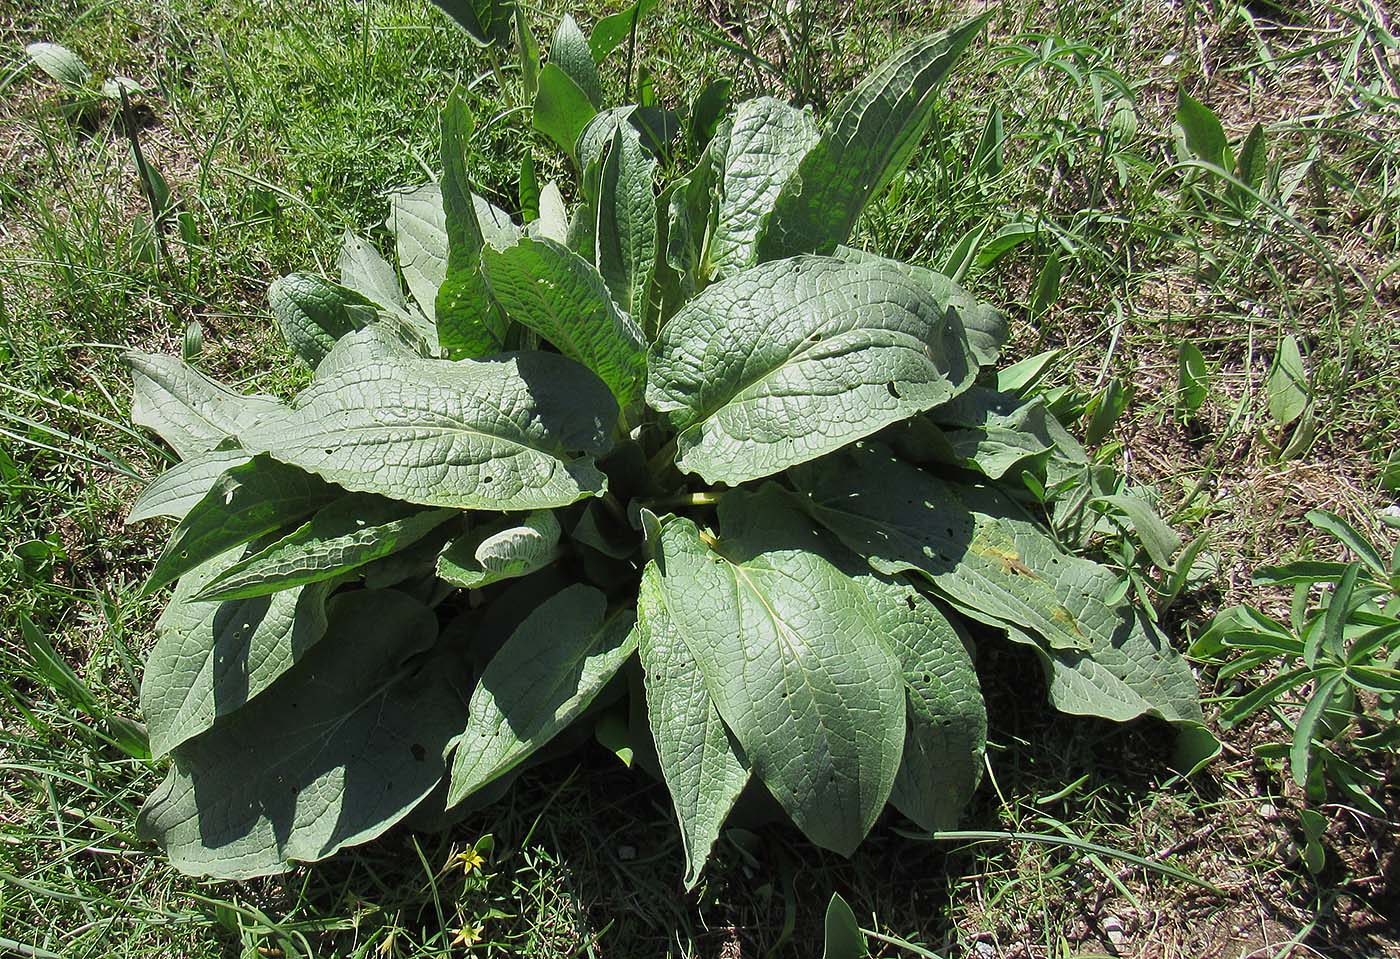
(246, 351), (615, 511)
(144, 455), (341, 595)
(636, 561), (749, 888)
(141, 544), (334, 758)
(127, 353), (283, 459)
(388, 182), (449, 318)
(269, 273), (380, 368)
(859, 574), (984, 832)
(652, 490), (904, 856)
(437, 510), (562, 588)
(196, 495), (458, 601)
(127, 446), (253, 524)
(446, 584), (636, 806)
(757, 15), (989, 260)
(709, 97), (819, 277)
(138, 589), (461, 879)
(437, 90), (509, 358)
(595, 124), (658, 321)
(794, 443), (1205, 726)
(550, 14), (603, 108)
(647, 255), (976, 485)
(482, 236), (646, 411)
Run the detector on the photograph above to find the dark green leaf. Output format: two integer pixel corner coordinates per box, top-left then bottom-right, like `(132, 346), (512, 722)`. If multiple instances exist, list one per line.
(533, 63), (599, 157)
(446, 584), (637, 806)
(1176, 89), (1228, 167)
(822, 893), (867, 959)
(757, 15), (990, 259)
(138, 589), (460, 878)
(648, 255), (977, 485)
(144, 455), (340, 595)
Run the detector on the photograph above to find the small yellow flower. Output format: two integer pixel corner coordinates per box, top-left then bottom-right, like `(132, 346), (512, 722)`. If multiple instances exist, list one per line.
(454, 847), (486, 875)
(451, 924), (484, 949)
(377, 931), (397, 957)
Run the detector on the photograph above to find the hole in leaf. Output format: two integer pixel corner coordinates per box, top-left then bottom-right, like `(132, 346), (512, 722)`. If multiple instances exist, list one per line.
(886, 381), (901, 399)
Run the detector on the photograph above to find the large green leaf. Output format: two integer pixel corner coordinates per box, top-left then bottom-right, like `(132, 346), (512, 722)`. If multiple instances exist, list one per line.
(437, 510), (562, 589)
(428, 0), (513, 46)
(195, 495), (458, 601)
(533, 63), (598, 157)
(709, 97), (818, 278)
(1002, 617), (1204, 728)
(481, 236), (646, 411)
(127, 446), (252, 524)
(636, 561), (749, 888)
(144, 454), (341, 595)
(388, 182), (449, 318)
(338, 232), (406, 314)
(127, 352), (283, 459)
(793, 443), (1124, 652)
(268, 273), (379, 368)
(138, 589), (462, 879)
(647, 255), (976, 485)
(141, 544), (334, 758)
(792, 443), (1205, 726)
(756, 16), (990, 260)
(446, 584), (637, 806)
(436, 90), (509, 358)
(831, 246), (1006, 366)
(550, 14), (603, 108)
(858, 574), (984, 832)
(595, 124), (658, 322)
(246, 351), (616, 511)
(652, 490), (904, 855)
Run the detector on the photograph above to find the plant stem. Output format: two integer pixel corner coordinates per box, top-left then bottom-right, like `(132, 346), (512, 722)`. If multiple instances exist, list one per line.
(646, 436), (677, 476)
(644, 490), (723, 512)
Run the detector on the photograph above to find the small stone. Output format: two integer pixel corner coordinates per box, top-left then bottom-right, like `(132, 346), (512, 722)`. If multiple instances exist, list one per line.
(1103, 915), (1125, 946)
(617, 844), (636, 861)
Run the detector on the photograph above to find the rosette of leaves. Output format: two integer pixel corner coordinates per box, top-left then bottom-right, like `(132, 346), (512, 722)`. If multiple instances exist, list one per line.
(127, 14), (1214, 884)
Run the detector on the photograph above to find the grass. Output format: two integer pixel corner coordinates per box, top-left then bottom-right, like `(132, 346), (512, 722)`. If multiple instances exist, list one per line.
(1, 0), (1397, 956)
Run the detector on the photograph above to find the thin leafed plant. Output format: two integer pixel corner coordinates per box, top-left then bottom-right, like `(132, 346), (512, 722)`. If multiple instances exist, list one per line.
(125, 10), (1215, 884)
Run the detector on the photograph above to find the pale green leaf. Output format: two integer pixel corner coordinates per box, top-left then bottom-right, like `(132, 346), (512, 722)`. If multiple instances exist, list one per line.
(1267, 335), (1310, 428)
(533, 63), (598, 157)
(338, 232), (405, 313)
(268, 273), (379, 368)
(26, 42), (91, 88)
(437, 510), (562, 588)
(126, 352), (284, 459)
(127, 446), (252, 524)
(647, 255), (976, 485)
(859, 574), (984, 832)
(137, 589), (461, 879)
(144, 454), (341, 595)
(550, 14), (603, 108)
(247, 351), (615, 511)
(437, 89), (509, 358)
(596, 124), (658, 321)
(446, 584), (636, 806)
(588, 0), (657, 63)
(793, 442), (1123, 653)
(709, 97), (818, 278)
(831, 246), (1006, 366)
(756, 15), (990, 260)
(652, 489), (904, 856)
(388, 182), (449, 318)
(483, 236), (646, 411)
(636, 561), (749, 888)
(794, 443), (1206, 727)
(141, 544), (334, 758)
(1176, 89), (1228, 167)
(195, 495), (458, 601)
